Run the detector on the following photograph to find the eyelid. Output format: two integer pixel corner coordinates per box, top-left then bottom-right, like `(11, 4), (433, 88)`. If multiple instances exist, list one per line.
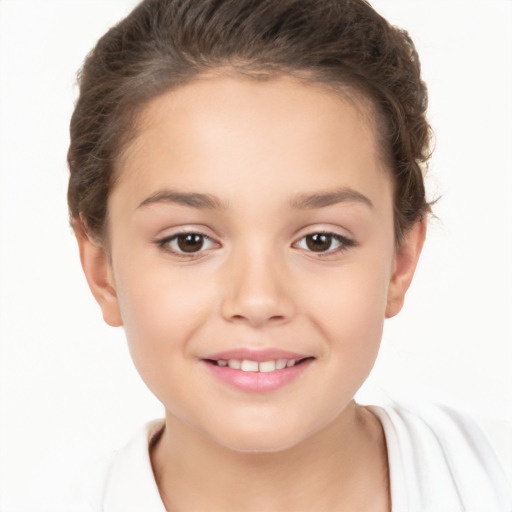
(292, 229), (356, 255)
(155, 228), (221, 258)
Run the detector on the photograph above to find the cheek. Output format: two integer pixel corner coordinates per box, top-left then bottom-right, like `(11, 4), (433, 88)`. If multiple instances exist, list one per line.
(303, 254), (392, 360)
(113, 258), (215, 387)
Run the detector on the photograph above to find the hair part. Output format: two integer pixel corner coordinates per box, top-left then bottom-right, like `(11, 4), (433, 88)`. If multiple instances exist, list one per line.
(68, 0), (432, 243)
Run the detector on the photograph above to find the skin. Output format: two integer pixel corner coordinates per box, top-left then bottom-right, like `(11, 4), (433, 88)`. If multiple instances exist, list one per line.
(76, 75), (425, 511)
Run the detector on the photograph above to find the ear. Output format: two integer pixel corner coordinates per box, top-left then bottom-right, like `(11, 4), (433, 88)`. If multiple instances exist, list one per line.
(73, 222), (123, 327)
(385, 219), (426, 318)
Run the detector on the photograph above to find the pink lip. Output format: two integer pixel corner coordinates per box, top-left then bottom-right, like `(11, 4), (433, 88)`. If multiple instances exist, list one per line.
(204, 348), (310, 362)
(201, 348), (314, 393)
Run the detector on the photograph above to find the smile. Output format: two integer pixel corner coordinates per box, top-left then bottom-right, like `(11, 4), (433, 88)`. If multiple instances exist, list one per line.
(212, 358), (300, 372)
(202, 351), (314, 393)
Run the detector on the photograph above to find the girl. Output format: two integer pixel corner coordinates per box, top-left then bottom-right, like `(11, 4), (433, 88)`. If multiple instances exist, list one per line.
(66, 0), (511, 510)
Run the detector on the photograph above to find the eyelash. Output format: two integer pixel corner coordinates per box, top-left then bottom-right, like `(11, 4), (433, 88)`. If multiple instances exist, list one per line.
(156, 232), (219, 259)
(155, 231), (355, 258)
(293, 232), (356, 256)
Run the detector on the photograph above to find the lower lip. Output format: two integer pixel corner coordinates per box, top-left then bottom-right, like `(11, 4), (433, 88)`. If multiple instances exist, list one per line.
(203, 360), (313, 393)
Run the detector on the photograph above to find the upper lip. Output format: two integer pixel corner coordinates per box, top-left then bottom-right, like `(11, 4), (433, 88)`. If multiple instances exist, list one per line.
(203, 348), (312, 362)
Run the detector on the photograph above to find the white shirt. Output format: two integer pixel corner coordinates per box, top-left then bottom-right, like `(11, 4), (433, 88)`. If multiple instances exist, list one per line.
(73, 403), (512, 512)
(368, 404), (512, 511)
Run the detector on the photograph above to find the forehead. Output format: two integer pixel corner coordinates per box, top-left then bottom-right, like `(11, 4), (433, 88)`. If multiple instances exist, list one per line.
(113, 75), (392, 211)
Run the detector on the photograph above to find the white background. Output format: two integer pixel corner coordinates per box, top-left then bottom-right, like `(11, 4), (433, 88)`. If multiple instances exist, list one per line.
(0, 0), (511, 510)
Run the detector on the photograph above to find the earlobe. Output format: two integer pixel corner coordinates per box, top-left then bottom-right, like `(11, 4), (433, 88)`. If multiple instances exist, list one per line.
(385, 219), (426, 319)
(73, 222), (123, 327)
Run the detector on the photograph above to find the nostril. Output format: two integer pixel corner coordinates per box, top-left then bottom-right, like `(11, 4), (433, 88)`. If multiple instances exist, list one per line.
(221, 295), (294, 326)
(225, 313), (288, 327)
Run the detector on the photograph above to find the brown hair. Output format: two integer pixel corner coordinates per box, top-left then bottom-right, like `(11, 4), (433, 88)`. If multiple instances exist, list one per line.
(68, 0), (431, 241)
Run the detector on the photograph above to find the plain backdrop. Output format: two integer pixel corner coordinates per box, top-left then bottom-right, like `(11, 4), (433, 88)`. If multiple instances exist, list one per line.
(1, 0), (511, 510)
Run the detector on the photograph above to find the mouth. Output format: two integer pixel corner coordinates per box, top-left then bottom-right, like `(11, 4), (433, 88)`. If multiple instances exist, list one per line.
(204, 357), (314, 373)
(201, 351), (315, 393)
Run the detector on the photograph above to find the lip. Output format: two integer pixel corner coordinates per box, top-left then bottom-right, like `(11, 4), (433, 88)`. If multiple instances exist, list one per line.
(201, 348), (314, 393)
(204, 348), (310, 362)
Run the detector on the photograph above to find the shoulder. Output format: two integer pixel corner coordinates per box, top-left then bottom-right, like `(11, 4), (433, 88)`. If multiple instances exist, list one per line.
(65, 419), (166, 512)
(368, 402), (512, 512)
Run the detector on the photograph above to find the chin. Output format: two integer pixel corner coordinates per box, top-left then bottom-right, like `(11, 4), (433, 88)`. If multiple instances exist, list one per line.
(206, 417), (317, 454)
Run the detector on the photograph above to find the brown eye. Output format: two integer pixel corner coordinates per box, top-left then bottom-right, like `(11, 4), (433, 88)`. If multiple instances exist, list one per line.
(295, 232), (354, 254)
(305, 233), (333, 252)
(159, 232), (218, 255)
(176, 233), (205, 252)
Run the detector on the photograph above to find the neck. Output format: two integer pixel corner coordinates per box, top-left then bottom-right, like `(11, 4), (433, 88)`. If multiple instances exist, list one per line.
(150, 401), (390, 512)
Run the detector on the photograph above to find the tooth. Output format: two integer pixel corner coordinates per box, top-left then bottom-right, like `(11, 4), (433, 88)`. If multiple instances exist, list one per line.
(228, 359), (241, 370)
(259, 360), (276, 373)
(217, 360), (227, 367)
(276, 359), (287, 370)
(286, 359), (296, 368)
(241, 360), (259, 372)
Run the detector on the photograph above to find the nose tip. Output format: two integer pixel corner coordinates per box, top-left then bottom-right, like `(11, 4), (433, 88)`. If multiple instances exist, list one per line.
(222, 299), (290, 327)
(220, 256), (294, 327)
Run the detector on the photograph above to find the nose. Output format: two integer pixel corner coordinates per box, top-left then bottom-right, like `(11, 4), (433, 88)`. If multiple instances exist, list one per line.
(220, 246), (295, 327)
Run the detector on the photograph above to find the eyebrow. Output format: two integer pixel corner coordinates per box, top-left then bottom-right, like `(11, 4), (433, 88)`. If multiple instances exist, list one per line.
(290, 188), (374, 210)
(137, 187), (373, 211)
(137, 190), (227, 210)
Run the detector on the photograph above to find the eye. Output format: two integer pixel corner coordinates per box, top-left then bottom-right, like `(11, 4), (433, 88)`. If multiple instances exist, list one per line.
(158, 232), (219, 255)
(294, 232), (354, 254)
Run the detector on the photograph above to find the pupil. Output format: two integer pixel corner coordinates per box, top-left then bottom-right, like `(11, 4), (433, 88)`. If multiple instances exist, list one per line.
(306, 233), (332, 252)
(177, 234), (203, 252)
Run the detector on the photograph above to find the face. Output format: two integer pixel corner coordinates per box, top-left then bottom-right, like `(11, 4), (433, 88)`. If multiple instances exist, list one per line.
(80, 76), (424, 452)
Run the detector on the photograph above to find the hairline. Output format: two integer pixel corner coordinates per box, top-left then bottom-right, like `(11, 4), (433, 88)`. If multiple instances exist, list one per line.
(98, 68), (396, 249)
